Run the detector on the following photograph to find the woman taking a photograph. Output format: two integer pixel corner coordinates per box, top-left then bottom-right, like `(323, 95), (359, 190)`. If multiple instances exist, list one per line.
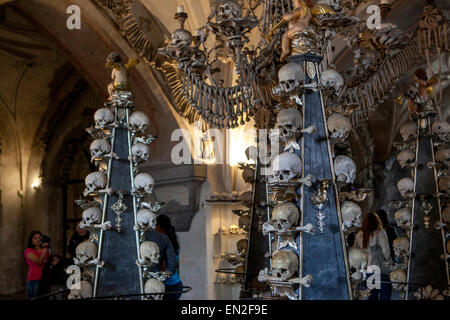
(24, 230), (49, 299)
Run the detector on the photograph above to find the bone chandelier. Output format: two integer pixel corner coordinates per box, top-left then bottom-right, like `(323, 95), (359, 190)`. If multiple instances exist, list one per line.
(94, 0), (449, 130)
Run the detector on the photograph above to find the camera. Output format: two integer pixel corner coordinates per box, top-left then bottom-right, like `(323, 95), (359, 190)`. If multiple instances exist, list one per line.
(40, 235), (51, 247)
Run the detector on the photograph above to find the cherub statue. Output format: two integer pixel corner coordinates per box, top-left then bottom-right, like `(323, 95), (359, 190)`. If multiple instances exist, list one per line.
(105, 52), (139, 99)
(280, 0), (313, 62)
(407, 68), (437, 118)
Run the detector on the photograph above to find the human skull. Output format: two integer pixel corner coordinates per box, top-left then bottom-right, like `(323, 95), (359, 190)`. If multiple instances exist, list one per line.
(69, 280), (93, 300)
(94, 108), (115, 129)
(84, 172), (107, 195)
(390, 269), (407, 291)
(230, 191), (239, 200)
(393, 237), (410, 259)
(217, 0), (241, 21)
(435, 149), (450, 168)
(131, 143), (150, 162)
(443, 207), (450, 224)
(239, 191), (253, 207)
(327, 113), (351, 139)
(242, 167), (255, 184)
(334, 155), (356, 184)
(129, 111), (150, 133)
(238, 215), (251, 232)
(276, 108), (302, 142)
(271, 152), (302, 183)
(404, 82), (418, 100)
(271, 202), (299, 232)
(348, 247), (368, 270)
(341, 201), (362, 229)
(82, 207), (102, 227)
(400, 122), (417, 141)
(396, 150), (415, 168)
(140, 241), (160, 265)
(439, 176), (450, 194)
(321, 70), (344, 92)
(144, 278), (165, 300)
(394, 208), (412, 229)
(397, 177), (414, 198)
(210, 192), (220, 200)
(133, 172), (154, 194)
(276, 63), (304, 94)
(236, 239), (248, 255)
(90, 139), (111, 160)
(171, 29), (192, 47)
(229, 224), (239, 234)
(271, 249), (298, 281)
(136, 209), (157, 230)
(432, 120), (450, 141)
(75, 241), (97, 265)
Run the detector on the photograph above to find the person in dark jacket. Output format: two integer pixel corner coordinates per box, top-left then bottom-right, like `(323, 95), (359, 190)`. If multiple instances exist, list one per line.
(47, 254), (68, 300)
(67, 221), (90, 261)
(156, 214), (183, 300)
(144, 229), (178, 275)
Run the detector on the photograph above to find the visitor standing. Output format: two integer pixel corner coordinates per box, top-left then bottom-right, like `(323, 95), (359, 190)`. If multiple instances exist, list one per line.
(353, 211), (393, 300)
(68, 221), (90, 261)
(156, 214), (183, 300)
(24, 231), (50, 300)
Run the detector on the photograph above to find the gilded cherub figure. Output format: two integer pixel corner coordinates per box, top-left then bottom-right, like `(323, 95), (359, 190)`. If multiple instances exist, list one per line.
(280, 0), (313, 62)
(105, 52), (139, 99)
(406, 68), (437, 118)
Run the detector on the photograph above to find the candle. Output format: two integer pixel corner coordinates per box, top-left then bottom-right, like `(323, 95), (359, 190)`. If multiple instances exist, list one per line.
(381, 0), (389, 4)
(177, 5), (185, 14)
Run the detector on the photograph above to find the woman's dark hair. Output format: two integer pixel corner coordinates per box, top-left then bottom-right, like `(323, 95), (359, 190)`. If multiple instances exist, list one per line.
(361, 212), (381, 249)
(27, 230), (42, 249)
(157, 215), (179, 253)
(414, 68), (428, 81)
(377, 209), (389, 226)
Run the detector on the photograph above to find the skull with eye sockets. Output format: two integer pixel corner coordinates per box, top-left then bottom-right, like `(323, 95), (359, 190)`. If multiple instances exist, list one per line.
(396, 150), (415, 169)
(436, 149), (450, 168)
(397, 177), (414, 199)
(399, 122), (417, 142)
(334, 155), (356, 184)
(327, 113), (351, 139)
(90, 139), (111, 161)
(432, 120), (450, 141)
(144, 278), (165, 300)
(130, 143), (150, 163)
(271, 202), (299, 233)
(271, 249), (298, 282)
(276, 108), (302, 143)
(270, 152), (302, 183)
(217, 0), (242, 21)
(81, 207), (102, 228)
(394, 208), (412, 229)
(128, 111), (150, 133)
(94, 108), (114, 129)
(273, 63), (304, 96)
(83, 172), (107, 196)
(321, 70), (344, 93)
